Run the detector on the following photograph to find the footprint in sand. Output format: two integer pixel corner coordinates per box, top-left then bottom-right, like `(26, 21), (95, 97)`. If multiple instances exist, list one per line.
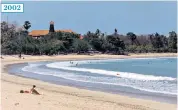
(15, 103), (19, 106)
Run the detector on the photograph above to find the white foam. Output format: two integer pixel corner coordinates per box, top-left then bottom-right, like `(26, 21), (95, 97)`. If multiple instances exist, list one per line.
(21, 58), (177, 95)
(21, 65), (177, 95)
(46, 62), (176, 81)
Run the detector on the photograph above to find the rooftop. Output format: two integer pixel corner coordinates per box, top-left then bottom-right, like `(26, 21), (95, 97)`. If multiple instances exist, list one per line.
(29, 30), (76, 37)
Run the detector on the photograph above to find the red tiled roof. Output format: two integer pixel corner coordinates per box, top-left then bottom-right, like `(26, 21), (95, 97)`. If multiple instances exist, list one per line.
(29, 30), (76, 37)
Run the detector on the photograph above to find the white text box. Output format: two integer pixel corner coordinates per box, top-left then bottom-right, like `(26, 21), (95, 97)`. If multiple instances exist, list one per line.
(1, 4), (24, 13)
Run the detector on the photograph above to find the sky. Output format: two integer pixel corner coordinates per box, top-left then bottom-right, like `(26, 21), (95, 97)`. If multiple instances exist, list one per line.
(1, 1), (177, 35)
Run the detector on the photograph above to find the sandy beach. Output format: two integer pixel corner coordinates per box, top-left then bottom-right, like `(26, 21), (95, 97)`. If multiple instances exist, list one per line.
(1, 53), (177, 110)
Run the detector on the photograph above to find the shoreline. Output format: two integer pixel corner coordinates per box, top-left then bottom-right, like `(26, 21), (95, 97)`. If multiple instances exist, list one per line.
(1, 53), (177, 110)
(6, 56), (177, 104)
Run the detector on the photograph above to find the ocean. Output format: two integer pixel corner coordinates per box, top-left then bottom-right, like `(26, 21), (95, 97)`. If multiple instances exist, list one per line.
(8, 57), (177, 104)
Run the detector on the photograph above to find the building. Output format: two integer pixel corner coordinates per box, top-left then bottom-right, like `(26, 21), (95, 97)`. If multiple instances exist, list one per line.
(29, 29), (83, 39)
(28, 21), (83, 39)
(28, 29), (76, 38)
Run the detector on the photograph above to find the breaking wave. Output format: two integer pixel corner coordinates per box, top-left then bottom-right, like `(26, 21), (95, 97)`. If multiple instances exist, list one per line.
(21, 58), (177, 95)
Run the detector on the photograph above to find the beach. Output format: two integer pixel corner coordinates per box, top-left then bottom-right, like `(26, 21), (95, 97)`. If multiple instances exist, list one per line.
(1, 53), (177, 110)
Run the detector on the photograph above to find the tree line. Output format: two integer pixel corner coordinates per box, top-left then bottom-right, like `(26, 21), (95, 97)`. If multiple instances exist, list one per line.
(1, 21), (177, 56)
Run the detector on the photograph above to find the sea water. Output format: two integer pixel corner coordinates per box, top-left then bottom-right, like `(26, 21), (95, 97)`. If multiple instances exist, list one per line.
(8, 57), (177, 103)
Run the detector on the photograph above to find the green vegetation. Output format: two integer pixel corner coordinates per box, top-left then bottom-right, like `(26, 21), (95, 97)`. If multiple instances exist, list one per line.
(1, 21), (177, 56)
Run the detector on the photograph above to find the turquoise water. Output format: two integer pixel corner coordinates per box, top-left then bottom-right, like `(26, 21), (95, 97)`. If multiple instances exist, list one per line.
(8, 57), (177, 103)
(78, 58), (177, 78)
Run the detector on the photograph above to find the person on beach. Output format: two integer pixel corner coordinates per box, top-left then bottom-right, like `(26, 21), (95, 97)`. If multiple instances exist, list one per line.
(30, 85), (40, 95)
(20, 85), (40, 95)
(20, 90), (30, 93)
(19, 54), (21, 59)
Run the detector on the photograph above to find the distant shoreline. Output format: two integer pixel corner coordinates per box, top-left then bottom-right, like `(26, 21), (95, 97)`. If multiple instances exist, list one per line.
(1, 53), (177, 110)
(1, 53), (177, 61)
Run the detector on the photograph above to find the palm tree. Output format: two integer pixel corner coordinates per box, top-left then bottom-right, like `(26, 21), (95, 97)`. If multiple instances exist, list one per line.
(127, 32), (137, 45)
(168, 31), (177, 50)
(23, 21), (31, 32)
(114, 28), (117, 34)
(113, 28), (118, 37)
(95, 29), (101, 37)
(23, 21), (31, 56)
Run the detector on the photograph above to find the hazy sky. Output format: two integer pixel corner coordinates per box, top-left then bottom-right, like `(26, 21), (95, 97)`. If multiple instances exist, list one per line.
(1, 1), (177, 35)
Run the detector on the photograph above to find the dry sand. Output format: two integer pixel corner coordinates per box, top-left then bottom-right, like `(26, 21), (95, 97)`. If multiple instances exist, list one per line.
(1, 53), (177, 110)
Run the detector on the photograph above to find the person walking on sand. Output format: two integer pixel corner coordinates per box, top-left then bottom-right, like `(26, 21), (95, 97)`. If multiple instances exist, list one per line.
(19, 53), (22, 59)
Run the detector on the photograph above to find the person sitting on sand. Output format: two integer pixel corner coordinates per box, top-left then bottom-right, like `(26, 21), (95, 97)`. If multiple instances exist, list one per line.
(30, 85), (40, 95)
(20, 85), (40, 95)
